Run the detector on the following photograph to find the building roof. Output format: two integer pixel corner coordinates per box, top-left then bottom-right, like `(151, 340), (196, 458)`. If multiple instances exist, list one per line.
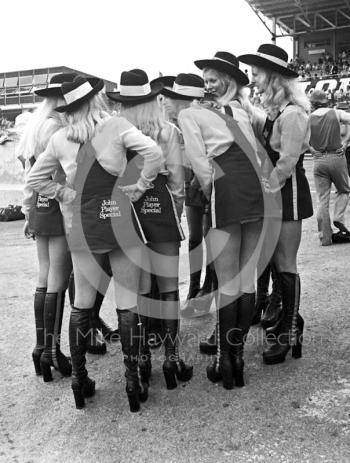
(245, 0), (350, 36)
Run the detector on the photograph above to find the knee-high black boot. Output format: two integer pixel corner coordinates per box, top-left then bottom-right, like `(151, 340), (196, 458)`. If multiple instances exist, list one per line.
(147, 274), (162, 348)
(207, 294), (238, 390)
(117, 308), (146, 412)
(252, 265), (270, 325)
(161, 290), (193, 389)
(263, 273), (304, 364)
(260, 264), (282, 329)
(32, 287), (47, 375)
(69, 307), (96, 409)
(40, 292), (72, 382)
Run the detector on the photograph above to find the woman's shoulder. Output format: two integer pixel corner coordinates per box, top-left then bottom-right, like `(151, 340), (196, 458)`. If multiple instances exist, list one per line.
(105, 114), (134, 132)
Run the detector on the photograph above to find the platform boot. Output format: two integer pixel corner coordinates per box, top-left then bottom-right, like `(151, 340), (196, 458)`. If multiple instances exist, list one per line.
(69, 307), (96, 409)
(117, 308), (146, 412)
(32, 287), (47, 375)
(161, 290), (193, 389)
(40, 292), (72, 382)
(207, 294), (238, 389)
(263, 273), (304, 365)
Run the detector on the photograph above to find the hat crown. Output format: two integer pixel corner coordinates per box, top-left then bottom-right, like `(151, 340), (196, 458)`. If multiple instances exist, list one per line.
(61, 76), (90, 95)
(175, 73), (204, 88)
(50, 73), (77, 85)
(213, 51), (239, 68)
(257, 44), (289, 64)
(120, 69), (149, 87)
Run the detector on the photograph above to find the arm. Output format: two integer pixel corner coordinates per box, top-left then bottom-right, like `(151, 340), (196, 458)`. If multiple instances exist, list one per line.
(121, 126), (162, 193)
(163, 125), (185, 218)
(268, 109), (309, 192)
(26, 136), (75, 204)
(178, 110), (212, 199)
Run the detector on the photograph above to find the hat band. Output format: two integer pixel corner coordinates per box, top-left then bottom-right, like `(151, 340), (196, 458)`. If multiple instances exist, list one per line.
(211, 57), (238, 67)
(173, 83), (204, 98)
(64, 82), (94, 105)
(255, 52), (288, 69)
(120, 83), (151, 96)
(46, 83), (62, 89)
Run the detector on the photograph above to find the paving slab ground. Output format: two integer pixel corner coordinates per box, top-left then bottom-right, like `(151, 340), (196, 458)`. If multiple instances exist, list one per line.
(0, 160), (350, 463)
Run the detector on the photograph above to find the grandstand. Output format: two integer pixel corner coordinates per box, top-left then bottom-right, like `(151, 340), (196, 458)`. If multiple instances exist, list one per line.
(0, 66), (117, 121)
(245, 0), (350, 107)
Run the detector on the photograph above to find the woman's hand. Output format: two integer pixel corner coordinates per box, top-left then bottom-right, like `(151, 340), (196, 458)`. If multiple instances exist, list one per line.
(23, 220), (35, 240)
(119, 184), (145, 202)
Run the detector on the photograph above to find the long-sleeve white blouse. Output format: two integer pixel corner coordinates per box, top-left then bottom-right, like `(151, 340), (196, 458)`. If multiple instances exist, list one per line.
(26, 115), (162, 232)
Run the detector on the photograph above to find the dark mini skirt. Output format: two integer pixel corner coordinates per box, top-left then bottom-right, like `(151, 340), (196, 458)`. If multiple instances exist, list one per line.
(133, 174), (185, 243)
(209, 143), (264, 229)
(28, 194), (65, 236)
(279, 159), (313, 221)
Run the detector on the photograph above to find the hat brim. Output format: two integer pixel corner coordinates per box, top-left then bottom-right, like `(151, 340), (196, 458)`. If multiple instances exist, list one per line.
(55, 78), (104, 113)
(107, 81), (163, 104)
(161, 87), (202, 101)
(238, 54), (299, 78)
(34, 87), (62, 97)
(194, 59), (249, 86)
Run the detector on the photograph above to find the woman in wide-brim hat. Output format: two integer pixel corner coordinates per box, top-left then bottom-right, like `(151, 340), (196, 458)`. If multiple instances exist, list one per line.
(20, 72), (77, 382)
(239, 43), (313, 365)
(160, 73), (217, 320)
(108, 68), (193, 391)
(27, 75), (163, 412)
(178, 51), (265, 389)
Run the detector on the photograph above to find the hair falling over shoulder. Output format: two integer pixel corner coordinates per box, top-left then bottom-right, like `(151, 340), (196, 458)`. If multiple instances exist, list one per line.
(119, 98), (168, 144)
(65, 93), (110, 144)
(17, 97), (65, 159)
(261, 70), (311, 118)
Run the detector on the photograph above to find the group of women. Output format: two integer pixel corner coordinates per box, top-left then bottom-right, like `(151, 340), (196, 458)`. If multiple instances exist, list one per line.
(21, 43), (313, 413)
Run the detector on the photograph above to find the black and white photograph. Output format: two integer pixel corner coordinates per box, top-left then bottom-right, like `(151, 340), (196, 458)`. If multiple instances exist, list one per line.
(1, 0), (350, 461)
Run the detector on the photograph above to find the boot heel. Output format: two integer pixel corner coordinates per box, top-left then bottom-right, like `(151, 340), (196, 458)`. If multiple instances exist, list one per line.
(139, 384), (148, 403)
(72, 383), (85, 409)
(32, 350), (43, 376)
(206, 359), (222, 383)
(40, 361), (53, 382)
(126, 386), (140, 412)
(220, 354), (234, 390)
(163, 361), (177, 390)
(292, 335), (303, 359)
(176, 359), (193, 382)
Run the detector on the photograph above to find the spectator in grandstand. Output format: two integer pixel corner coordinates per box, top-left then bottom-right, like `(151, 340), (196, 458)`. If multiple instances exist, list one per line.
(309, 90), (350, 245)
(239, 43), (313, 365)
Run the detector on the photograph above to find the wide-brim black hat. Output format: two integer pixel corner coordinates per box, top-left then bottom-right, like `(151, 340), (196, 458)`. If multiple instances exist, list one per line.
(194, 51), (249, 86)
(107, 69), (163, 104)
(34, 72), (78, 97)
(161, 73), (204, 101)
(238, 44), (298, 78)
(150, 75), (176, 88)
(55, 77), (104, 113)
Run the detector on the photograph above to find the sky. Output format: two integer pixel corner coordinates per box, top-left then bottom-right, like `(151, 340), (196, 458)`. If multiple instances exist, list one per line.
(3, 0), (293, 83)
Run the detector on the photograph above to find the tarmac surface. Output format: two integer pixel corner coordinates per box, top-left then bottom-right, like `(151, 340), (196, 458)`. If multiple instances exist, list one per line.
(1, 160), (350, 463)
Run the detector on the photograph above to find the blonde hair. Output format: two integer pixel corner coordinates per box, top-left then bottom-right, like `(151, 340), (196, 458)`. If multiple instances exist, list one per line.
(17, 97), (64, 159)
(119, 98), (169, 143)
(259, 67), (310, 117)
(65, 93), (109, 143)
(202, 67), (253, 119)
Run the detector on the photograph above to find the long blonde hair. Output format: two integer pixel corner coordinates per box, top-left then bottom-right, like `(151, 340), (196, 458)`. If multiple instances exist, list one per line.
(202, 67), (253, 118)
(119, 98), (169, 143)
(259, 68), (310, 117)
(65, 93), (109, 143)
(17, 97), (64, 159)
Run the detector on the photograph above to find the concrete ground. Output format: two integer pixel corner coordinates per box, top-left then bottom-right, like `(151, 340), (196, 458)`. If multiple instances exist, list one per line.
(0, 160), (350, 463)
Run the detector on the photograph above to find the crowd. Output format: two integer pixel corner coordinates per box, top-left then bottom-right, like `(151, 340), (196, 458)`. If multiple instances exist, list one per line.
(288, 50), (350, 81)
(16, 43), (350, 414)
